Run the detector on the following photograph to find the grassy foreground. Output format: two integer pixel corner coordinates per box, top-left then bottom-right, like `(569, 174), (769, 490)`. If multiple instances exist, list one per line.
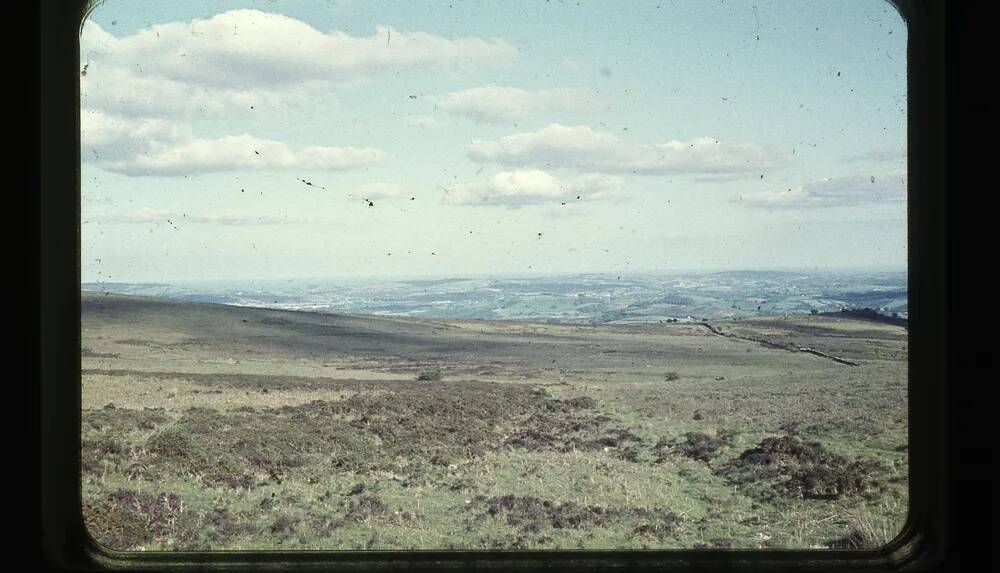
(80, 293), (908, 551)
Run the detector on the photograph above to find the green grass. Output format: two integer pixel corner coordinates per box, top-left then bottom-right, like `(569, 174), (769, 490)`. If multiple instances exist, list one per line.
(81, 377), (907, 550)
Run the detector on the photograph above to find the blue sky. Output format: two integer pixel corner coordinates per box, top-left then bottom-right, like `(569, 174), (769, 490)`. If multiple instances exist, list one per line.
(81, 0), (907, 282)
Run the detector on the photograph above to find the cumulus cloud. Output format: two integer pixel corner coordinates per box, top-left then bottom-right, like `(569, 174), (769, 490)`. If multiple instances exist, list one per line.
(81, 64), (292, 119)
(443, 169), (623, 207)
(358, 182), (404, 199)
(81, 12), (517, 118)
(439, 86), (606, 123)
(736, 171), (907, 209)
(81, 109), (189, 161)
(83, 111), (384, 176)
(80, 11), (516, 177)
(557, 58), (587, 73)
(404, 115), (441, 128)
(843, 146), (907, 163)
(109, 136), (382, 177)
(98, 207), (292, 225)
(467, 124), (790, 176)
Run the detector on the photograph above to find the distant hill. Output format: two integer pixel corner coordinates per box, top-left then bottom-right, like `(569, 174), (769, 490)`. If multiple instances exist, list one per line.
(706, 270), (803, 278)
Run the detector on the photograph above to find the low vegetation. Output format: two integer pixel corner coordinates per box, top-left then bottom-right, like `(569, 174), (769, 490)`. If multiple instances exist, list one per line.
(80, 294), (908, 550)
(416, 369), (444, 382)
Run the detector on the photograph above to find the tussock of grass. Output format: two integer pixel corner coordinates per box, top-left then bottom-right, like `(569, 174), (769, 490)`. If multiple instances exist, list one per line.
(416, 369), (444, 381)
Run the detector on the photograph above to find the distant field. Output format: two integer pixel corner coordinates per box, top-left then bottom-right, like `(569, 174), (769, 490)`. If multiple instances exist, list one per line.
(81, 292), (908, 551)
(81, 270), (909, 324)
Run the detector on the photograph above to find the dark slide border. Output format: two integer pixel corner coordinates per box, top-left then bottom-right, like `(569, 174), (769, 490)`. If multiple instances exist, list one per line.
(33, 1), (978, 571)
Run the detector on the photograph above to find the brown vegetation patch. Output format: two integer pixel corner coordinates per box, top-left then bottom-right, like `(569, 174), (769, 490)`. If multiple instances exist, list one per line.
(123, 380), (628, 488)
(83, 407), (169, 434)
(82, 347), (120, 359)
(143, 406), (375, 488)
(83, 490), (183, 550)
(825, 529), (869, 549)
(345, 495), (391, 524)
(311, 381), (622, 466)
(655, 430), (736, 462)
(738, 435), (841, 466)
(716, 435), (889, 501)
(470, 495), (682, 542)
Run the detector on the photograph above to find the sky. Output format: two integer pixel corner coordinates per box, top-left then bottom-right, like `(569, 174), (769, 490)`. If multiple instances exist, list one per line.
(81, 0), (907, 283)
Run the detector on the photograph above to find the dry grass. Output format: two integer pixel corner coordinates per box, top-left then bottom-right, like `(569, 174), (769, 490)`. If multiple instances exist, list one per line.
(80, 294), (907, 551)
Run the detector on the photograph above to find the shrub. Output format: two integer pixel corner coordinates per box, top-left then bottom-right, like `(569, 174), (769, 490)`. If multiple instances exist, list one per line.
(416, 369), (444, 381)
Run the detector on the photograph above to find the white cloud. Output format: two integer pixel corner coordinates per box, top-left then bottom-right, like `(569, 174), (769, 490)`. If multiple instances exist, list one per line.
(443, 169), (623, 207)
(83, 111), (384, 177)
(557, 58), (588, 73)
(98, 207), (292, 225)
(81, 64), (291, 119)
(81, 109), (190, 161)
(736, 171), (907, 209)
(440, 86), (606, 123)
(843, 146), (907, 163)
(467, 124), (790, 176)
(405, 115), (441, 128)
(358, 182), (404, 199)
(80, 11), (513, 177)
(81, 12), (517, 118)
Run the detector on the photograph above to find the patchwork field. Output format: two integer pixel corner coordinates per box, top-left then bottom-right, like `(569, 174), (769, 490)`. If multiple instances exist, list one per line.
(80, 292), (908, 551)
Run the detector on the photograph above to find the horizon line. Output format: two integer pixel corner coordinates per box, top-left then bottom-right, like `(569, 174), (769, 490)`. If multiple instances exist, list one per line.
(81, 266), (909, 286)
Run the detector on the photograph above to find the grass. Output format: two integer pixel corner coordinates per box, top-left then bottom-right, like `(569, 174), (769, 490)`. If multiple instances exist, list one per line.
(81, 380), (907, 550)
(80, 293), (908, 551)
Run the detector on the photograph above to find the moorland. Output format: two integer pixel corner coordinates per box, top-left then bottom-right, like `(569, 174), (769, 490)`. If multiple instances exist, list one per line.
(81, 292), (908, 550)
